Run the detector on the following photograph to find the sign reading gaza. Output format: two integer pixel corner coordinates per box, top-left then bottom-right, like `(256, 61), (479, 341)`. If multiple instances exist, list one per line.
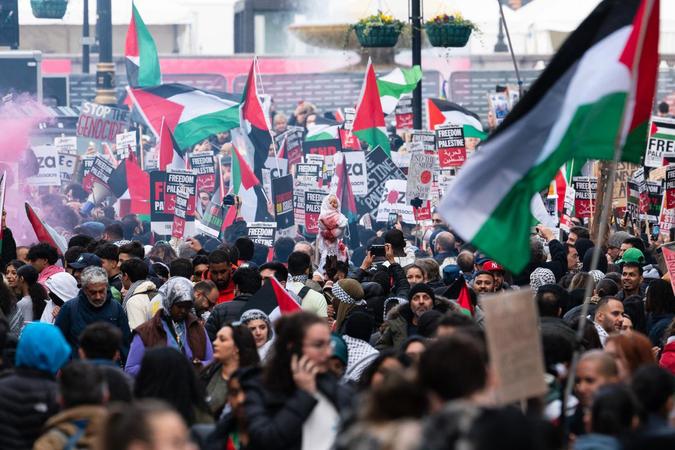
(76, 101), (130, 142)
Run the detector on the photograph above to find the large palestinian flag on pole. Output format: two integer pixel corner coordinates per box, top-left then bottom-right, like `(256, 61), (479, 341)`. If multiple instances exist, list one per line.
(231, 145), (272, 223)
(427, 98), (487, 139)
(124, 2), (161, 88)
(353, 59), (391, 156)
(127, 84), (240, 150)
(108, 153), (151, 215)
(439, 0), (659, 274)
(25, 203), (68, 255)
(158, 118), (186, 171)
(377, 66), (422, 115)
(238, 60), (272, 180)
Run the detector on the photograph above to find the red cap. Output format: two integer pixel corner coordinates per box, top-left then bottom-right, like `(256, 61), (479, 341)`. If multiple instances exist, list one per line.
(483, 261), (504, 272)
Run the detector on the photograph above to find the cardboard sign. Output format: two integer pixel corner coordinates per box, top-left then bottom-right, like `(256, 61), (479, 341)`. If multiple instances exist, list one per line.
(641, 180), (663, 223)
(27, 145), (61, 187)
(247, 222), (276, 246)
(661, 242), (675, 295)
(58, 152), (79, 183)
(436, 125), (466, 168)
(188, 153), (217, 194)
(480, 289), (547, 404)
(264, 157), (289, 179)
(572, 176), (597, 219)
(54, 136), (77, 154)
(150, 170), (172, 235)
(376, 179), (415, 224)
(406, 152), (435, 201)
(343, 151), (368, 196)
(395, 95), (413, 131)
(645, 116), (675, 167)
(272, 174), (294, 229)
(115, 130), (136, 160)
(411, 130), (436, 153)
(171, 188), (190, 239)
(76, 101), (130, 142)
(304, 190), (326, 235)
(666, 166), (675, 209)
(355, 147), (406, 216)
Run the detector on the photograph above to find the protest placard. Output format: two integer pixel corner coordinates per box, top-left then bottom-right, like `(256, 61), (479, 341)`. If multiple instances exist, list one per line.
(661, 242), (675, 295)
(303, 138), (340, 159)
(480, 289), (547, 404)
(76, 101), (130, 142)
(343, 151), (368, 196)
(436, 124), (466, 168)
(272, 174), (294, 229)
(343, 107), (356, 131)
(356, 147), (406, 216)
(282, 126), (305, 166)
(81, 156), (96, 192)
(626, 178), (640, 222)
(559, 185), (576, 232)
(27, 145), (61, 187)
(196, 200), (227, 239)
(488, 92), (510, 127)
(150, 170), (172, 236)
(376, 179), (415, 224)
(264, 157), (289, 179)
(666, 165), (675, 209)
(572, 176), (597, 219)
(171, 188), (190, 239)
(339, 128), (361, 151)
(58, 152), (78, 184)
(641, 180), (663, 223)
(304, 190), (326, 235)
(247, 222), (276, 246)
(395, 95), (413, 131)
(164, 170), (196, 217)
(89, 155), (115, 187)
(645, 116), (675, 167)
(296, 163), (321, 180)
(188, 153), (217, 194)
(413, 201), (432, 221)
(115, 130), (136, 160)
(406, 152), (435, 202)
(411, 130), (436, 153)
(53, 136), (77, 154)
(658, 194), (675, 237)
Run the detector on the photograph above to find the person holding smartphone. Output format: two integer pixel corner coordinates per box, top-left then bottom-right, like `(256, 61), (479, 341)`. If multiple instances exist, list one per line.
(241, 312), (352, 450)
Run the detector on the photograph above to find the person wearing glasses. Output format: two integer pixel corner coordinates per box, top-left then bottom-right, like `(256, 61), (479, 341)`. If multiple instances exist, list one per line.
(240, 311), (352, 450)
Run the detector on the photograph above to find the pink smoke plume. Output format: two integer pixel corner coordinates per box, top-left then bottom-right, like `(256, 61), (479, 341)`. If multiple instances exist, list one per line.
(0, 95), (52, 246)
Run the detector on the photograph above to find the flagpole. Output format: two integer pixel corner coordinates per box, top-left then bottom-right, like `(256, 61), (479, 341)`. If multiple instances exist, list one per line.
(253, 57), (282, 174)
(562, 0), (656, 428)
(496, 0), (523, 97)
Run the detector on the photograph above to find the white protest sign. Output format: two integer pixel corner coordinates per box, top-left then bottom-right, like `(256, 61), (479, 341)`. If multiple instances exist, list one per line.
(58, 152), (79, 183)
(27, 145), (61, 186)
(376, 179), (415, 224)
(264, 157), (289, 179)
(343, 107), (356, 131)
(343, 151), (368, 196)
(645, 116), (675, 168)
(53, 136), (77, 154)
(115, 130), (137, 160)
(480, 289), (548, 405)
(406, 152), (434, 201)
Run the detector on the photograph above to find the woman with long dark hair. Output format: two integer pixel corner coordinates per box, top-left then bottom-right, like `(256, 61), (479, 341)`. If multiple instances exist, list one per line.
(0, 278), (23, 339)
(134, 347), (212, 426)
(241, 311), (352, 450)
(201, 323), (260, 418)
(645, 279), (675, 346)
(4, 259), (25, 298)
(15, 265), (49, 323)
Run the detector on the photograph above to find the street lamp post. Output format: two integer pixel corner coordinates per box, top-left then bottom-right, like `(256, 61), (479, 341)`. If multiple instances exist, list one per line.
(82, 0), (89, 74)
(94, 0), (116, 105)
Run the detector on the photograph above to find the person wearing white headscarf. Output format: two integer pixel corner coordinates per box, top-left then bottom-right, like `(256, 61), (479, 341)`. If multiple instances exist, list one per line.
(240, 308), (274, 361)
(125, 277), (213, 376)
(317, 194), (348, 273)
(40, 272), (79, 324)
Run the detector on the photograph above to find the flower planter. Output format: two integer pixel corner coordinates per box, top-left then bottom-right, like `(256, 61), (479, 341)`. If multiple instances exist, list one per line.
(31, 0), (69, 19)
(354, 24), (401, 48)
(426, 23), (473, 48)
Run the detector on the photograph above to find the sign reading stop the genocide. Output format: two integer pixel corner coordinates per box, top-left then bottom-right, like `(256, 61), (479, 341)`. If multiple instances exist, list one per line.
(76, 102), (130, 142)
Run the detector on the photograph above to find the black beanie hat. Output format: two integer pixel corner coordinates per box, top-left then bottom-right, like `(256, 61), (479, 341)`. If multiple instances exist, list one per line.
(343, 311), (375, 342)
(408, 283), (436, 303)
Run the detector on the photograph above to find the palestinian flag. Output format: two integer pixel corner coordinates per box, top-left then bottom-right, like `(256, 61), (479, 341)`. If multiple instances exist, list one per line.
(231, 145), (271, 223)
(127, 83), (239, 150)
(25, 203), (68, 256)
(439, 0), (659, 274)
(108, 153), (151, 215)
(353, 59), (391, 156)
(649, 116), (675, 140)
(0, 172), (6, 254)
(240, 277), (301, 317)
(238, 61), (272, 180)
(377, 65), (422, 115)
(125, 2), (161, 88)
(427, 98), (487, 139)
(158, 118), (186, 171)
(306, 117), (341, 142)
(331, 153), (358, 223)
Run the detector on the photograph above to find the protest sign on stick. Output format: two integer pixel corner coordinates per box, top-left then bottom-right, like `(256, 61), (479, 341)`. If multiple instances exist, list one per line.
(435, 125), (466, 168)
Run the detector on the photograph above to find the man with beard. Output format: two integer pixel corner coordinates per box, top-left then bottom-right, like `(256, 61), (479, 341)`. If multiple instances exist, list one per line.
(207, 249), (235, 304)
(472, 271), (496, 295)
(593, 297), (625, 347)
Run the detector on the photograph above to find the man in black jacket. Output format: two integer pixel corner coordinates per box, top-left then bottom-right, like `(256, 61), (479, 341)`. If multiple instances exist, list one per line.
(205, 266), (262, 341)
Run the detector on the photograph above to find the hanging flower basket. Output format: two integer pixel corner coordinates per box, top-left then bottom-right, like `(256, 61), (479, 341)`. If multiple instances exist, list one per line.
(425, 13), (477, 48)
(31, 0), (69, 19)
(353, 11), (404, 48)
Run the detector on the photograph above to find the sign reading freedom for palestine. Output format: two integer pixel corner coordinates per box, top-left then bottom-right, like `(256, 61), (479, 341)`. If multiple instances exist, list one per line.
(76, 101), (130, 142)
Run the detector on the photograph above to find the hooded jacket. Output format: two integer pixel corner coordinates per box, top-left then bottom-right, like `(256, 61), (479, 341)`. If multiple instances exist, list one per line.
(33, 405), (107, 450)
(0, 323), (70, 450)
(124, 280), (158, 330)
(55, 289), (131, 361)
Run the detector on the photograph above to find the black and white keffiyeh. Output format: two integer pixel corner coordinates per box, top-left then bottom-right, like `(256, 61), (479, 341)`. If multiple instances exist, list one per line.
(332, 282), (366, 306)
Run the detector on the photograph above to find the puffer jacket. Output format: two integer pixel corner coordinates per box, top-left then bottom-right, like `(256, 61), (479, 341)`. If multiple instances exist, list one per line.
(33, 405), (107, 450)
(0, 368), (59, 450)
(205, 293), (253, 341)
(241, 367), (353, 450)
(375, 297), (459, 350)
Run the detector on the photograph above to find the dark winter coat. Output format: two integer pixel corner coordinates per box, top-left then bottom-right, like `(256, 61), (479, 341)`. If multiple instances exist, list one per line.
(205, 293), (253, 341)
(513, 239), (567, 286)
(0, 368), (59, 450)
